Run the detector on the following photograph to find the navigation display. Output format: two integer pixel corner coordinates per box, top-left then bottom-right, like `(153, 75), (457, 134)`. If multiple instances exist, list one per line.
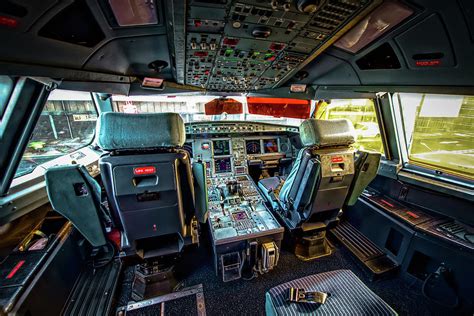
(213, 140), (230, 156)
(263, 139), (279, 153)
(246, 140), (261, 154)
(214, 157), (232, 174)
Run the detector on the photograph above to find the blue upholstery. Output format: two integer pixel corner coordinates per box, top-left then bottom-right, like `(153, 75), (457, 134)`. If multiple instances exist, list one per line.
(96, 112), (186, 151)
(278, 148), (305, 206)
(259, 119), (355, 210)
(265, 270), (396, 316)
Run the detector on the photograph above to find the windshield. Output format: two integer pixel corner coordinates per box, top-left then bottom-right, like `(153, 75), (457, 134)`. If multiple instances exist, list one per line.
(111, 95), (312, 126)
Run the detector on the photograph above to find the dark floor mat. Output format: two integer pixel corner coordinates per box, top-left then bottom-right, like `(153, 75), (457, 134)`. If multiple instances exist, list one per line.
(115, 239), (458, 316)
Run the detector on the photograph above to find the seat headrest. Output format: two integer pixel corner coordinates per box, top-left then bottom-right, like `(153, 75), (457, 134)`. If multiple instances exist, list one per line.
(97, 112), (186, 151)
(299, 118), (355, 148)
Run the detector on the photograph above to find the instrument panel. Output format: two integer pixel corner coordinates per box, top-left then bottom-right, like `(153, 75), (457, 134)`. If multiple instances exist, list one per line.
(185, 122), (297, 177)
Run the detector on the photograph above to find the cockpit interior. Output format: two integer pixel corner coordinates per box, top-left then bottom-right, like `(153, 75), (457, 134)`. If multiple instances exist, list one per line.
(0, 0), (473, 315)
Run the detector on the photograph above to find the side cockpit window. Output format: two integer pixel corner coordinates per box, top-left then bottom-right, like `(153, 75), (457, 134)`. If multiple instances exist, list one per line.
(395, 93), (473, 180)
(15, 90), (98, 178)
(314, 99), (384, 154)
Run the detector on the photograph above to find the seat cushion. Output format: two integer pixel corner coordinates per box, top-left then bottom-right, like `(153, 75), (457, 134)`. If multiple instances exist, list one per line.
(265, 270), (396, 316)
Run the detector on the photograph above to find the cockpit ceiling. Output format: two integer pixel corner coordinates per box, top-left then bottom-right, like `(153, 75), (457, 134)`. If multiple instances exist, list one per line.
(181, 0), (380, 91)
(1, 0), (474, 94)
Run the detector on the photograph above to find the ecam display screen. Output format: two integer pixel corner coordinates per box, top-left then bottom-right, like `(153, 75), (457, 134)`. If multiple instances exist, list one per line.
(214, 157), (232, 173)
(263, 139), (278, 153)
(213, 140), (230, 156)
(232, 211), (248, 220)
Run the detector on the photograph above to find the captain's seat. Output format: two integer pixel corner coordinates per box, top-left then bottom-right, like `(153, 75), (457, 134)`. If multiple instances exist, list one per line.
(96, 112), (199, 259)
(259, 118), (380, 260)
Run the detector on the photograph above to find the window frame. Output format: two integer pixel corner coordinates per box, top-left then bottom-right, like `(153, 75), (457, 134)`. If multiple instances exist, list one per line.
(391, 92), (474, 188)
(314, 97), (387, 156)
(13, 89), (100, 180)
(0, 76), (15, 119)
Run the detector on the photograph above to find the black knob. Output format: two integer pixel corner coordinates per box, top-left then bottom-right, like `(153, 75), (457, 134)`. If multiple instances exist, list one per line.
(148, 60), (169, 73)
(296, 0), (320, 13)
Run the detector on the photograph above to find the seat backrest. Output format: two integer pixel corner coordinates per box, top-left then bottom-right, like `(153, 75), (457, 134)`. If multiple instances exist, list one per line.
(45, 164), (106, 247)
(345, 150), (381, 206)
(192, 161), (209, 223)
(279, 119), (356, 227)
(96, 112), (195, 257)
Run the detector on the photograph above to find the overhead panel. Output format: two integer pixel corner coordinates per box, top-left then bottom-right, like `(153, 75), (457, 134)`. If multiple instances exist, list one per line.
(184, 0), (380, 92)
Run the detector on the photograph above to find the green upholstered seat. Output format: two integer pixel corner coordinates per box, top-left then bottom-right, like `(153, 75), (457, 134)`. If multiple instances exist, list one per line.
(96, 112), (186, 151)
(45, 165), (107, 247)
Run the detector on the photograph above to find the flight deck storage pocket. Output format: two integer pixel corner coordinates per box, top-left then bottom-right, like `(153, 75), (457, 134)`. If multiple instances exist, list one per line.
(220, 252), (242, 282)
(0, 217), (69, 314)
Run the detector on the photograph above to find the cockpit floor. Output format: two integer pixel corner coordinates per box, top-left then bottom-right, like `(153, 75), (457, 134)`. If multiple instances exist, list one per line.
(115, 234), (452, 316)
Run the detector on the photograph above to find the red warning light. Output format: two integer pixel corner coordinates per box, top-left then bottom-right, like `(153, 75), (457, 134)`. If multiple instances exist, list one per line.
(0, 16), (19, 28)
(194, 51), (209, 57)
(223, 38), (240, 46)
(415, 60), (441, 67)
(269, 42), (285, 51)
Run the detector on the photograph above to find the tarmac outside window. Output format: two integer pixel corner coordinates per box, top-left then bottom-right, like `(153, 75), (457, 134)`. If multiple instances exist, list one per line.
(395, 93), (474, 180)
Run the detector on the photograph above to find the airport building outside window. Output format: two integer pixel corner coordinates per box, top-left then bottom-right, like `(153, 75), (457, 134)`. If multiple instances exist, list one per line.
(15, 90), (97, 178)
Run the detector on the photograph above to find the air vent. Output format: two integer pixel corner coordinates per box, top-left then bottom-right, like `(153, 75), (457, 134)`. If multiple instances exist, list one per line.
(39, 0), (105, 47)
(308, 0), (363, 32)
(356, 43), (401, 70)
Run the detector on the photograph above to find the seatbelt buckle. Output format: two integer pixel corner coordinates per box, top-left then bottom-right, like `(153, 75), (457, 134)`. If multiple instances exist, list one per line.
(287, 288), (329, 304)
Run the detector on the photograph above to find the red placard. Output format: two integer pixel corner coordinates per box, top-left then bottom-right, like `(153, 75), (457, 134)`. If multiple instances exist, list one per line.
(142, 77), (164, 89)
(380, 199), (395, 208)
(133, 166), (156, 175)
(331, 156), (344, 163)
(406, 211), (420, 219)
(6, 260), (25, 279)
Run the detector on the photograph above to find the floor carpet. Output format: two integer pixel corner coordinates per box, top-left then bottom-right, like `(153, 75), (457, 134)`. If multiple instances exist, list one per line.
(115, 232), (460, 316)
